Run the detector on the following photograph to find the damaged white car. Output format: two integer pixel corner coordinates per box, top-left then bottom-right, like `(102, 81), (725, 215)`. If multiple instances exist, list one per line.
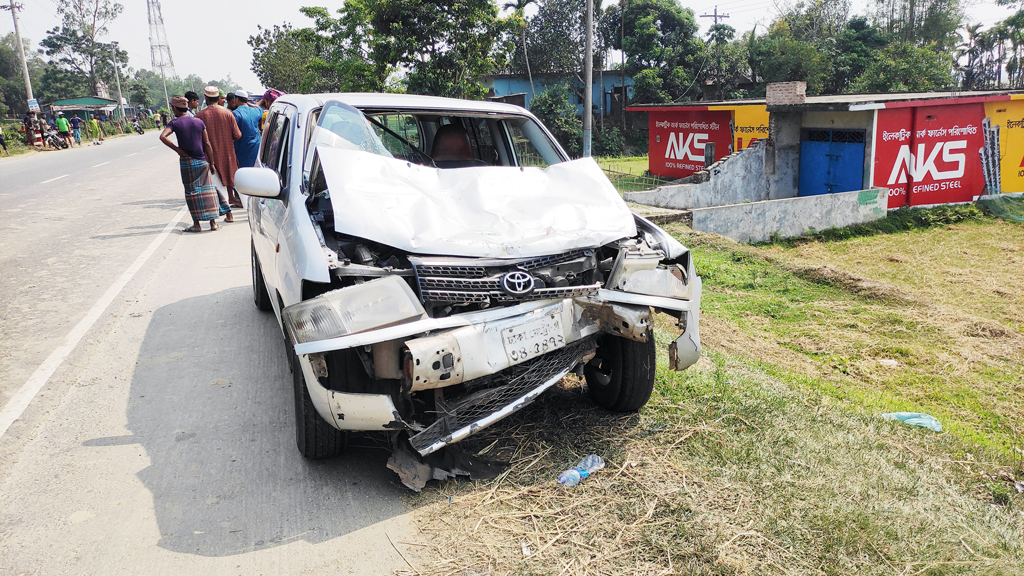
(236, 94), (702, 489)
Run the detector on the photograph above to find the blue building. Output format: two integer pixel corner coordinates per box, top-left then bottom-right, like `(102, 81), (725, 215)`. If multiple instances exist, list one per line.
(482, 72), (634, 118)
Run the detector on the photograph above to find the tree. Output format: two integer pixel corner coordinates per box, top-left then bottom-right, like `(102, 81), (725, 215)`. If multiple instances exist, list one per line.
(503, 0), (536, 95)
(248, 23), (314, 93)
(529, 82), (581, 156)
(1, 33), (48, 114)
(849, 41), (953, 92)
(370, 0), (511, 98)
(828, 17), (889, 93)
(873, 0), (963, 51)
(748, 21), (830, 94)
(295, 4), (391, 93)
(602, 0), (703, 102)
(40, 0), (126, 97)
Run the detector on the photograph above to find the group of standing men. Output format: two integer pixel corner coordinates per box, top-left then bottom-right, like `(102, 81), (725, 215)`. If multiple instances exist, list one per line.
(21, 110), (102, 149)
(160, 86), (280, 232)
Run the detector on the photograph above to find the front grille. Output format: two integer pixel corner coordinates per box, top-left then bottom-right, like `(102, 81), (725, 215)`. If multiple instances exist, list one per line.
(408, 338), (597, 455)
(411, 250), (597, 307)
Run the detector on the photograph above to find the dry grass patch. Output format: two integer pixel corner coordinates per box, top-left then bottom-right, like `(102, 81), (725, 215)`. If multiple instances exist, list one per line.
(403, 355), (1024, 576)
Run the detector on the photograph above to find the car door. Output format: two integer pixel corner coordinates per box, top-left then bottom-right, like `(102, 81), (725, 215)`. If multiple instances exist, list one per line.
(253, 105), (295, 306)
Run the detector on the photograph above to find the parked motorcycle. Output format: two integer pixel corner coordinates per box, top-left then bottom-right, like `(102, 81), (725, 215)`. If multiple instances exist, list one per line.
(43, 127), (68, 150)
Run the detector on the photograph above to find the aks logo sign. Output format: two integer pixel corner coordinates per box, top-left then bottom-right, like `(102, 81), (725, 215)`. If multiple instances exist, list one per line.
(664, 133), (709, 162)
(887, 141), (967, 185)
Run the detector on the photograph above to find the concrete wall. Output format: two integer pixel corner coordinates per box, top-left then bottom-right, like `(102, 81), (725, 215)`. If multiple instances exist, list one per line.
(689, 187), (888, 243)
(765, 112), (801, 200)
(623, 140), (768, 209)
(802, 110), (874, 190)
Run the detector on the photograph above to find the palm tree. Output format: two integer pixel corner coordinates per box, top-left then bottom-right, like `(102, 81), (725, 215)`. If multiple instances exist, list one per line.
(504, 0), (537, 98)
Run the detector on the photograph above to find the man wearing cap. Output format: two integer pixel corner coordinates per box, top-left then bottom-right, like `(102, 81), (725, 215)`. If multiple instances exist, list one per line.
(227, 89), (263, 170)
(160, 95), (224, 232)
(196, 85), (243, 213)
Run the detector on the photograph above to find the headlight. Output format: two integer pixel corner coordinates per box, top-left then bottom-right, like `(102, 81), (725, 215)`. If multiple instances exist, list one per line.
(633, 214), (688, 260)
(283, 276), (426, 344)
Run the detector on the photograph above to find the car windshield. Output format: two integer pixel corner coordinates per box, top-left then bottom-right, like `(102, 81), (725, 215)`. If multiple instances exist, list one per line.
(310, 101), (393, 157)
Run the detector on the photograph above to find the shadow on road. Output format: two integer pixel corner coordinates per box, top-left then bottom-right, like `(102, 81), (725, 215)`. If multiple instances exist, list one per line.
(108, 286), (414, 557)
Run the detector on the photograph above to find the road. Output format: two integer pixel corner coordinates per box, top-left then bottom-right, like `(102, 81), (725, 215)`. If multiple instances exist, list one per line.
(0, 137), (422, 574)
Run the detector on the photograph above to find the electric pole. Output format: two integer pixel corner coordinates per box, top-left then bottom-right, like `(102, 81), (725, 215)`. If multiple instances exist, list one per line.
(2, 0), (36, 110)
(700, 6), (730, 101)
(583, 0), (593, 156)
(111, 41), (126, 126)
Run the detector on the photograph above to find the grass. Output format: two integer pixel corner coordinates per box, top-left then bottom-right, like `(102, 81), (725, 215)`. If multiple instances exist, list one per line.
(400, 208), (1024, 575)
(595, 155), (674, 194)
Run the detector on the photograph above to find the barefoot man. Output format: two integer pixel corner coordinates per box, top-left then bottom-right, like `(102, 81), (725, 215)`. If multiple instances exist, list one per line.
(160, 95), (223, 232)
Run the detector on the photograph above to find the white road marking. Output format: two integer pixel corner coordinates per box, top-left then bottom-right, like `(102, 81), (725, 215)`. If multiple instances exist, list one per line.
(147, 146), (157, 150)
(40, 175), (69, 184)
(92, 161), (109, 168)
(126, 153), (137, 157)
(0, 207), (188, 438)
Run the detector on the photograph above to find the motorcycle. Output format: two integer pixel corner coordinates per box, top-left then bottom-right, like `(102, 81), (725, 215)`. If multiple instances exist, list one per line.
(132, 121), (144, 135)
(43, 127), (68, 150)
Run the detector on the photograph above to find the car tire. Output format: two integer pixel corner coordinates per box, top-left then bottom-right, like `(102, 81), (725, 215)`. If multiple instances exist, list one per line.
(584, 331), (656, 412)
(251, 241), (272, 312)
(293, 351), (347, 459)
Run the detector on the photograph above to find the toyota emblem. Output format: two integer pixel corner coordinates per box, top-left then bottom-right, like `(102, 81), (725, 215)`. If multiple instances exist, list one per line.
(500, 271), (536, 297)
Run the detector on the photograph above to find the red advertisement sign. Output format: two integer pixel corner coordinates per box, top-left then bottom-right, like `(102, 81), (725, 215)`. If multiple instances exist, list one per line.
(873, 105), (986, 208)
(647, 110), (732, 179)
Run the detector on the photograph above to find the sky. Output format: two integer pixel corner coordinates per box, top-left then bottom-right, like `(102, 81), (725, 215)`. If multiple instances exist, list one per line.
(1, 0), (1019, 95)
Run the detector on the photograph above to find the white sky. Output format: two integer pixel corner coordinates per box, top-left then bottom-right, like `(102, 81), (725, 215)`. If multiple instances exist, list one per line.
(1, 0), (1017, 94)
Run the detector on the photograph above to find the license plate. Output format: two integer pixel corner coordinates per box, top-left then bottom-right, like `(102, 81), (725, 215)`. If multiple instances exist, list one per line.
(501, 313), (566, 365)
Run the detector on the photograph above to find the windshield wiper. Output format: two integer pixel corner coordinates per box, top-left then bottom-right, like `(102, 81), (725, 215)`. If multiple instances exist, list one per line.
(363, 115), (436, 167)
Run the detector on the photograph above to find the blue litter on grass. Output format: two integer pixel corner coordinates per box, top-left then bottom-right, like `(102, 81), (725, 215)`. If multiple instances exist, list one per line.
(881, 412), (942, 432)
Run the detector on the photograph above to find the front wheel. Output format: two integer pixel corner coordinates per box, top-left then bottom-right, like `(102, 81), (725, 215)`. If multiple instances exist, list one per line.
(251, 242), (272, 312)
(584, 332), (656, 412)
(293, 351), (347, 459)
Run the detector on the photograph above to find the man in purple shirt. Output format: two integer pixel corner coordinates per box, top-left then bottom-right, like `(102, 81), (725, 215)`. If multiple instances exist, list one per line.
(160, 95), (225, 232)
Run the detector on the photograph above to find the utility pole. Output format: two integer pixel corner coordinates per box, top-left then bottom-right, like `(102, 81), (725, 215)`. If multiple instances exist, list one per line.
(583, 0), (593, 156)
(2, 0), (36, 111)
(700, 6), (730, 101)
(620, 0), (626, 126)
(111, 42), (126, 127)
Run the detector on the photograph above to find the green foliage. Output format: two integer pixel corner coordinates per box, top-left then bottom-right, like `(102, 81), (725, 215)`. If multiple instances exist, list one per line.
(1, 33), (48, 114)
(602, 0), (703, 102)
(247, 23), (313, 93)
(749, 21), (830, 95)
(874, 0), (963, 52)
(592, 126), (624, 157)
(630, 68), (668, 103)
(828, 17), (890, 93)
(40, 0), (126, 97)
(849, 41), (954, 93)
(528, 83), (581, 157)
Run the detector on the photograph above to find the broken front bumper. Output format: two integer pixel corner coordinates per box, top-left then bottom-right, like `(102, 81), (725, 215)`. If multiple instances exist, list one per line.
(285, 275), (701, 455)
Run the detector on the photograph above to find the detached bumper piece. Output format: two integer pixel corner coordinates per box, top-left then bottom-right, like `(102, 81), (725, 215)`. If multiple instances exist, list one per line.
(408, 338), (598, 456)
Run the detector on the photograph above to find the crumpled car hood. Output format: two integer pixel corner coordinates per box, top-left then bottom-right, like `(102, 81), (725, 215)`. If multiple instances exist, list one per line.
(318, 147), (636, 258)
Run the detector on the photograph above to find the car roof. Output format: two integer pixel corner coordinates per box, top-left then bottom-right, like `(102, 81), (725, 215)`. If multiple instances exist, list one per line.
(277, 92), (534, 116)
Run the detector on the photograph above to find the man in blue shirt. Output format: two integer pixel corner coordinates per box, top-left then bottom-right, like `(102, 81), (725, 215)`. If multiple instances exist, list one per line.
(227, 89), (262, 171)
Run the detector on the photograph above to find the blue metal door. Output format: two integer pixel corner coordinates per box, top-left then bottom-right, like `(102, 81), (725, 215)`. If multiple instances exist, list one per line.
(798, 129), (866, 196)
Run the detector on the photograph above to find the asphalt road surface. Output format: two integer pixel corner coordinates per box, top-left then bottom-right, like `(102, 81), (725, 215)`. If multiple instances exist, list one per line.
(0, 136), (422, 574)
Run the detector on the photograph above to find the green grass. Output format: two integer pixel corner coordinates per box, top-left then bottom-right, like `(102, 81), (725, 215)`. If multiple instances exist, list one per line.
(669, 218), (1024, 461)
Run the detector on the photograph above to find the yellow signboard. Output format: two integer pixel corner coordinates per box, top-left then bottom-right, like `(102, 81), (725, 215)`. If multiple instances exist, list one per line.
(984, 98), (1024, 193)
(710, 104), (770, 151)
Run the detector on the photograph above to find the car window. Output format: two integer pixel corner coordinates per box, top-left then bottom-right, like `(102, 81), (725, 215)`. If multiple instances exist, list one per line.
(502, 118), (560, 168)
(261, 112), (287, 169)
(311, 101), (393, 157)
(368, 113), (421, 154)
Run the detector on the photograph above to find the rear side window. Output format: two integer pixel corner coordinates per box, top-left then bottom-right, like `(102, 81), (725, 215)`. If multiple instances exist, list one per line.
(261, 110), (291, 186)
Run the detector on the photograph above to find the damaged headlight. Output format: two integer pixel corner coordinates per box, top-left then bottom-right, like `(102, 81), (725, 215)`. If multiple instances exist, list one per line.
(283, 276), (427, 344)
(634, 214), (688, 261)
(619, 266), (688, 299)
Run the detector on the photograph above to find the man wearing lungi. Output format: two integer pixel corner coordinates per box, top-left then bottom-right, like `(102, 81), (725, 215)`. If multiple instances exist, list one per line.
(160, 95), (225, 232)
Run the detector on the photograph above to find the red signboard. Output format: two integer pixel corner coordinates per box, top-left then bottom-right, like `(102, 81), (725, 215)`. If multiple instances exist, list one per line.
(873, 105), (986, 208)
(647, 110), (732, 179)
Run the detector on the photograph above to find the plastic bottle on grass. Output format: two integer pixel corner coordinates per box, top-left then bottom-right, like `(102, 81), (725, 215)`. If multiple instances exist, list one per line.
(557, 454), (605, 486)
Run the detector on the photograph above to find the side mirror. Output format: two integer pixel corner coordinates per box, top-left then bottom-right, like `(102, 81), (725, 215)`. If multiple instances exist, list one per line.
(235, 167), (282, 198)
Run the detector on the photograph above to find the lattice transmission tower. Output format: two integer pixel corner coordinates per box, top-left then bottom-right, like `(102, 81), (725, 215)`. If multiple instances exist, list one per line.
(147, 0), (175, 111)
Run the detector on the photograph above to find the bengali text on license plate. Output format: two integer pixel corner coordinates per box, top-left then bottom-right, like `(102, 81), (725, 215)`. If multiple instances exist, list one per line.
(501, 313), (566, 365)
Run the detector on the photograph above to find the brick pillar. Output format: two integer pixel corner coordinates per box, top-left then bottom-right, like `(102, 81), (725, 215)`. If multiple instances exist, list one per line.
(766, 82), (807, 106)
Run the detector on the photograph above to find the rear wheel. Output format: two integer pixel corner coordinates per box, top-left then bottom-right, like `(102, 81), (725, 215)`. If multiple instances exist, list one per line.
(293, 351), (347, 459)
(584, 332), (656, 412)
(251, 242), (272, 312)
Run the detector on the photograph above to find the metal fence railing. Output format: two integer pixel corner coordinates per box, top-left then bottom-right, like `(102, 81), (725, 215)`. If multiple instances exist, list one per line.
(601, 165), (673, 195)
